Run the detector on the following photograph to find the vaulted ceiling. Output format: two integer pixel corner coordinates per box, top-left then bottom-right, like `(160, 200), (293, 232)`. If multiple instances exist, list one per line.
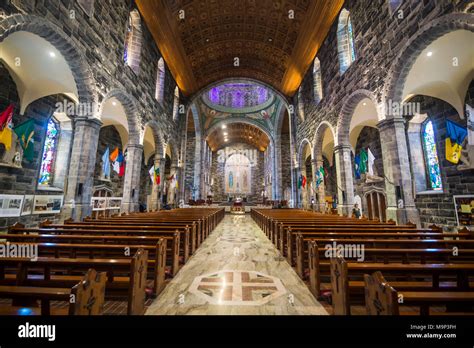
(136, 0), (344, 97)
(206, 123), (270, 152)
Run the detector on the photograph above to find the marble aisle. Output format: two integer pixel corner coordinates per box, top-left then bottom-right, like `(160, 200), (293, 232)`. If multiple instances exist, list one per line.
(146, 214), (328, 315)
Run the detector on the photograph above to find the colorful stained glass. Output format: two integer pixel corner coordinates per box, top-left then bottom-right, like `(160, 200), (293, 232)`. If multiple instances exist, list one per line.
(208, 83), (270, 108)
(347, 17), (356, 62)
(422, 120), (442, 191)
(38, 118), (59, 186)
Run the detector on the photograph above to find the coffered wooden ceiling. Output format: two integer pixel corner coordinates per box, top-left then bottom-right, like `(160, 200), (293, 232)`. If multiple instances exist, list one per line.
(206, 123), (270, 152)
(136, 0), (344, 97)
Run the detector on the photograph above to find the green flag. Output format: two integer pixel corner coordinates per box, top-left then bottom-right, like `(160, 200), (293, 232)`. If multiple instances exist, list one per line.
(359, 148), (368, 174)
(297, 174), (302, 189)
(14, 119), (35, 161)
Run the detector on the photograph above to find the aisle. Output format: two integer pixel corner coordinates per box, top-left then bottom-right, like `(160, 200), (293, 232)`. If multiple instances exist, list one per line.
(146, 214), (327, 315)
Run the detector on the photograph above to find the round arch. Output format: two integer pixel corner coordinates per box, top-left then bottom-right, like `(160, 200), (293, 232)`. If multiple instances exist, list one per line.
(0, 14), (97, 112)
(98, 89), (141, 146)
(312, 120), (336, 161)
(383, 13), (474, 116)
(297, 138), (313, 169)
(336, 89), (380, 147)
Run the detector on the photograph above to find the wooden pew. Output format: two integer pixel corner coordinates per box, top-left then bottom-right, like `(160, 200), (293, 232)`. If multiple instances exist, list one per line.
(306, 240), (474, 297)
(0, 239), (167, 297)
(330, 257), (474, 315)
(7, 225), (181, 276)
(365, 271), (474, 315)
(0, 249), (149, 315)
(0, 268), (106, 315)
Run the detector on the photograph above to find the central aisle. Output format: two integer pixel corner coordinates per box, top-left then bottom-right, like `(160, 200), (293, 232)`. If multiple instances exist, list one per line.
(146, 214), (328, 315)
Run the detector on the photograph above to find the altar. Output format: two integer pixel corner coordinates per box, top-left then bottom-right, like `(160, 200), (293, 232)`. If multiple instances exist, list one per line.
(230, 198), (245, 214)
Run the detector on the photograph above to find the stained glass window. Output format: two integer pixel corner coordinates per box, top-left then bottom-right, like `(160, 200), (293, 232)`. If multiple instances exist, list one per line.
(38, 118), (59, 186)
(313, 58), (323, 104)
(123, 10), (142, 73)
(422, 120), (442, 191)
(337, 9), (356, 74)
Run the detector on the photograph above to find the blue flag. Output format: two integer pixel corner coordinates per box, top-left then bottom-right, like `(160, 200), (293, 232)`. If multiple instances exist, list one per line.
(446, 119), (467, 164)
(354, 154), (361, 179)
(102, 147), (111, 179)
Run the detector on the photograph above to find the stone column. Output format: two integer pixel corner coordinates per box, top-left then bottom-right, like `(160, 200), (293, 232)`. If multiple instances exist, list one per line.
(334, 144), (355, 216)
(158, 157), (166, 208)
(312, 157), (326, 212)
(273, 136), (282, 201)
(62, 117), (102, 222)
(378, 118), (420, 225)
(122, 144), (143, 213)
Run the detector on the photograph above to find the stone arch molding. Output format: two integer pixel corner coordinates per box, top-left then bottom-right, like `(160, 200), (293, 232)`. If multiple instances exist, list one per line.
(297, 138), (313, 169)
(312, 120), (336, 160)
(0, 14), (97, 113)
(99, 89), (141, 146)
(142, 120), (166, 159)
(336, 89), (380, 147)
(383, 12), (474, 116)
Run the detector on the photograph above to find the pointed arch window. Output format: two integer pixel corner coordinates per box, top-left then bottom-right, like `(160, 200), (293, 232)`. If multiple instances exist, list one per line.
(337, 9), (356, 74)
(123, 9), (142, 74)
(313, 57), (323, 104)
(172, 86), (180, 121)
(156, 58), (165, 102)
(38, 118), (59, 186)
(422, 120), (442, 191)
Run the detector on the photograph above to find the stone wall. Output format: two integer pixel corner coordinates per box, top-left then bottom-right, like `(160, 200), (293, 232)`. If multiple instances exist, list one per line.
(412, 81), (474, 230)
(0, 0), (181, 224)
(280, 132), (292, 201)
(0, 63), (72, 229)
(184, 131), (196, 202)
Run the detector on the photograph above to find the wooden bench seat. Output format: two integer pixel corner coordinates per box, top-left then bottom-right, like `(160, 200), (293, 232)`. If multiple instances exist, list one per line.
(0, 268), (106, 316)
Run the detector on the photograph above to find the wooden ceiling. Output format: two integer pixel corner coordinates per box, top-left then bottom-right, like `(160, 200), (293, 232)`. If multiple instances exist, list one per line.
(136, 0), (344, 97)
(206, 123), (270, 152)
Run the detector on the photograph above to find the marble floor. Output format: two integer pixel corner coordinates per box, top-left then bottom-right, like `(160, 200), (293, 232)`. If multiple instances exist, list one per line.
(146, 214), (328, 315)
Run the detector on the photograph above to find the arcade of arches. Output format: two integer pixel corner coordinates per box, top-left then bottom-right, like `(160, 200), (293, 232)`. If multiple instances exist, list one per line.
(0, 0), (473, 319)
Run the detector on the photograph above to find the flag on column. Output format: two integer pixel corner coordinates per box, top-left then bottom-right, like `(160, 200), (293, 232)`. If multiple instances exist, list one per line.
(316, 166), (325, 187)
(354, 154), (361, 179)
(109, 147), (119, 162)
(0, 104), (14, 131)
(155, 166), (160, 185)
(367, 148), (375, 175)
(148, 165), (155, 184)
(359, 148), (368, 174)
(118, 151), (125, 177)
(102, 147), (111, 179)
(302, 175), (307, 189)
(13, 119), (35, 161)
(0, 119), (13, 151)
(297, 174), (302, 189)
(445, 119), (467, 164)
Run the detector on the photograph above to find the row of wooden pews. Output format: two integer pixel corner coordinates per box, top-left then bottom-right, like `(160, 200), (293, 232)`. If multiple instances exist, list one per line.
(251, 208), (474, 315)
(0, 208), (224, 315)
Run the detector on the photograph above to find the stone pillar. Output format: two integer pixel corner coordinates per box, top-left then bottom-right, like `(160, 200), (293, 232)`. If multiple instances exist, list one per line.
(334, 144), (355, 216)
(312, 157), (326, 212)
(273, 137), (282, 200)
(122, 144), (143, 213)
(158, 157), (166, 208)
(62, 117), (102, 222)
(194, 136), (203, 200)
(378, 118), (420, 225)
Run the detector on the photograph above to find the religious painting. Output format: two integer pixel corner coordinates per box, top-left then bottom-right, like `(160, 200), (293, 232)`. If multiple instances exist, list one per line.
(225, 154), (251, 195)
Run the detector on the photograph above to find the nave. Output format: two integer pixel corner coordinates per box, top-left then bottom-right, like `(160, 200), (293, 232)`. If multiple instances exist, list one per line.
(146, 214), (327, 315)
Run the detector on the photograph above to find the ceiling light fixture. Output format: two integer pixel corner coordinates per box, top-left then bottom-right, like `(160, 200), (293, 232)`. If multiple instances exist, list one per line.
(427, 51), (433, 57)
(222, 125), (227, 129)
(49, 51), (56, 58)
